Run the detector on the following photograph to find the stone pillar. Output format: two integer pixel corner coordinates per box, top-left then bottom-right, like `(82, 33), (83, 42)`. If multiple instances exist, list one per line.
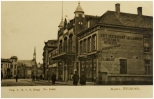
(65, 64), (68, 82)
(96, 58), (99, 77)
(78, 62), (80, 77)
(62, 61), (65, 81)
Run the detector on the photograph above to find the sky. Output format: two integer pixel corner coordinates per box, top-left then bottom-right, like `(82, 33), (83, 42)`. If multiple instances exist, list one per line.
(1, 1), (153, 63)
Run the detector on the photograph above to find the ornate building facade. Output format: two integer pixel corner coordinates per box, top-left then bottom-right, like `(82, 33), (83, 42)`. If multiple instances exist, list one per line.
(44, 3), (152, 84)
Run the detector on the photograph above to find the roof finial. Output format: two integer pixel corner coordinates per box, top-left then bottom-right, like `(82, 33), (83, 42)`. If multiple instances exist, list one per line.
(62, 1), (63, 20)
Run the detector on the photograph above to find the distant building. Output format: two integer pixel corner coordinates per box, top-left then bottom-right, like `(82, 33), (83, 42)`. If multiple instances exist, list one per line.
(17, 47), (37, 78)
(37, 62), (43, 77)
(1, 58), (12, 78)
(42, 40), (58, 79)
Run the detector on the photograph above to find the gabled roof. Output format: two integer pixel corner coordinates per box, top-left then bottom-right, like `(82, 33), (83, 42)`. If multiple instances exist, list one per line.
(18, 60), (35, 67)
(99, 11), (153, 29)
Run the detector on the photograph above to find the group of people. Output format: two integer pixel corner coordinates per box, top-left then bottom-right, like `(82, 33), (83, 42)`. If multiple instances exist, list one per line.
(72, 71), (86, 86)
(72, 71), (103, 86)
(31, 73), (56, 85)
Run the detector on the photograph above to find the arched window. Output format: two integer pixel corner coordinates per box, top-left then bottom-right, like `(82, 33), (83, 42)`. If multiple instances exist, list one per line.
(69, 34), (73, 53)
(59, 40), (63, 54)
(64, 37), (67, 53)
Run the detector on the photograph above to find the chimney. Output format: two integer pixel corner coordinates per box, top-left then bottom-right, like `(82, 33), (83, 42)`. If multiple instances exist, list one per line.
(137, 7), (142, 16)
(115, 3), (120, 15)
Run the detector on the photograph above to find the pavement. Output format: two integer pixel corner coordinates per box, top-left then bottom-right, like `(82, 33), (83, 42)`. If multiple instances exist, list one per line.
(1, 79), (95, 86)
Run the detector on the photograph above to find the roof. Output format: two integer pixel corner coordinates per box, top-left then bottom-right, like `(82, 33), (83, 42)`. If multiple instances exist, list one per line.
(74, 3), (84, 13)
(58, 19), (64, 28)
(99, 11), (153, 29)
(18, 60), (35, 67)
(10, 56), (18, 59)
(1, 59), (12, 63)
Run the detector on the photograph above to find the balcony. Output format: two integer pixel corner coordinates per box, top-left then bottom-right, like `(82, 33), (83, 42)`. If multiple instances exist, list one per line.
(51, 46), (75, 59)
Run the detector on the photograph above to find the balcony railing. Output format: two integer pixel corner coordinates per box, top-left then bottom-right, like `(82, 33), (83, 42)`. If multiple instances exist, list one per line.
(52, 46), (75, 57)
(59, 46), (75, 54)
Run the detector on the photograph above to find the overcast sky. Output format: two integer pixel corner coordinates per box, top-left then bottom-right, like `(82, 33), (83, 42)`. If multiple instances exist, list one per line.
(1, 1), (153, 63)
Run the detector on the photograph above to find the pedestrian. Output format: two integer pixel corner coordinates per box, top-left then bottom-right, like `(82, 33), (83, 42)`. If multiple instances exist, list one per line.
(1, 71), (3, 81)
(72, 71), (79, 86)
(80, 72), (86, 86)
(32, 75), (35, 82)
(97, 72), (102, 85)
(51, 73), (56, 85)
(93, 76), (96, 84)
(42, 74), (44, 80)
(15, 75), (18, 82)
(40, 74), (42, 80)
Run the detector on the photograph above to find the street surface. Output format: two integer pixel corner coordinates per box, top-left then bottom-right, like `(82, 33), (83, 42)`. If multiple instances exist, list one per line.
(1, 79), (94, 86)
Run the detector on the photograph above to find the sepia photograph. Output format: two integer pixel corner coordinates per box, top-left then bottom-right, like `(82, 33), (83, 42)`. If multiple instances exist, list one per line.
(1, 1), (153, 98)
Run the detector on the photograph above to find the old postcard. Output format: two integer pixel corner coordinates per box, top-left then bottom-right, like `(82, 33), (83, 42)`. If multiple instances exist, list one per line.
(1, 1), (153, 98)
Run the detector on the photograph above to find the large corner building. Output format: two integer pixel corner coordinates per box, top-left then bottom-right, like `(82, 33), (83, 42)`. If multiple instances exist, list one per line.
(43, 3), (153, 84)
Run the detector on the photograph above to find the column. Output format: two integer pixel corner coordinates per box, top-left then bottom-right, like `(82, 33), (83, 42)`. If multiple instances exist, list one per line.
(65, 64), (68, 82)
(62, 60), (65, 81)
(96, 58), (99, 77)
(78, 61), (80, 77)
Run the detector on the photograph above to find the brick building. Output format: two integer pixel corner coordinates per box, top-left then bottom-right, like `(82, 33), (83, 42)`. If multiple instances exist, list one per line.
(46, 3), (152, 84)
(42, 40), (58, 79)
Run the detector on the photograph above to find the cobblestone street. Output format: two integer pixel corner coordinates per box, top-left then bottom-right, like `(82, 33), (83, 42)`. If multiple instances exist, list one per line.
(1, 79), (94, 86)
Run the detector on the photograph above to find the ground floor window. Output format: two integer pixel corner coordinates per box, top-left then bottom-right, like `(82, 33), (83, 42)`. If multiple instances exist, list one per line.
(80, 58), (97, 82)
(145, 60), (151, 74)
(120, 59), (127, 74)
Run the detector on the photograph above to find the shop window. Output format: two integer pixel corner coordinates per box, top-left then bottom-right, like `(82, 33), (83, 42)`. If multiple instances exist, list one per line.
(145, 60), (151, 74)
(120, 59), (127, 74)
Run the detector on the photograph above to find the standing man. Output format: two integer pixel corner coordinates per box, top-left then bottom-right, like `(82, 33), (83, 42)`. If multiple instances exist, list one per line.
(15, 75), (18, 82)
(51, 73), (56, 85)
(80, 72), (86, 86)
(72, 71), (79, 86)
(1, 70), (3, 81)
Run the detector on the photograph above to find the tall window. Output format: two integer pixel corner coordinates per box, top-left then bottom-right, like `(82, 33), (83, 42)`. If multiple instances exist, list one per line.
(144, 36), (150, 52)
(92, 35), (97, 51)
(59, 40), (62, 54)
(88, 37), (91, 52)
(84, 39), (87, 53)
(80, 41), (83, 54)
(64, 38), (67, 53)
(69, 34), (73, 53)
(145, 60), (151, 74)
